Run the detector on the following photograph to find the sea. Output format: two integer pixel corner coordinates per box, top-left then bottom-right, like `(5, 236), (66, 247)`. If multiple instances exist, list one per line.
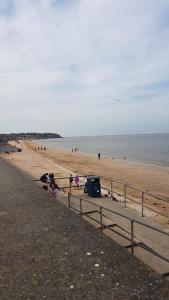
(37, 133), (169, 167)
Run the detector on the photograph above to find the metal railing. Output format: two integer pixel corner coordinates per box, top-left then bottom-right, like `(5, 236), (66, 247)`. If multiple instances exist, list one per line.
(67, 193), (169, 273)
(54, 175), (169, 220)
(101, 177), (169, 219)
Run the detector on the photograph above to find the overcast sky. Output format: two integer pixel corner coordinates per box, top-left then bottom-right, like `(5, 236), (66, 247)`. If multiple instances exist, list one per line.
(0, 0), (169, 136)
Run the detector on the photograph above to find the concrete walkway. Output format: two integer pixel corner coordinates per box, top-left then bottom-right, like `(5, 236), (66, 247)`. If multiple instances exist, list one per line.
(0, 157), (169, 299)
(63, 193), (169, 274)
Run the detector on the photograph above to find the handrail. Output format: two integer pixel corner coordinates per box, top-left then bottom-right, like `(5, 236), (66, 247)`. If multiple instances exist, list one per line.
(68, 193), (169, 266)
(101, 176), (169, 203)
(126, 184), (169, 204)
(70, 194), (169, 235)
(101, 185), (169, 219)
(54, 174), (169, 204)
(46, 174), (169, 219)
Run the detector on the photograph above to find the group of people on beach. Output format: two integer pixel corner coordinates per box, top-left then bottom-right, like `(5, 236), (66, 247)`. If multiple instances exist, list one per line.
(69, 174), (80, 186)
(35, 147), (46, 151)
(41, 172), (81, 199)
(72, 148), (79, 152)
(41, 173), (60, 198)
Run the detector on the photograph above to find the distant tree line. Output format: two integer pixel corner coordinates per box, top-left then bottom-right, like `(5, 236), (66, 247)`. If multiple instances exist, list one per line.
(0, 132), (62, 142)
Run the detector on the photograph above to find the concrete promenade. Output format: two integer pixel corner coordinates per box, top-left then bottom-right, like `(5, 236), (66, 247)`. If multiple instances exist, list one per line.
(64, 193), (169, 274)
(0, 157), (169, 299)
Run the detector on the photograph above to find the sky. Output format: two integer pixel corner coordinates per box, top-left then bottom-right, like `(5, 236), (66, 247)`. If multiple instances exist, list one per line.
(0, 0), (169, 136)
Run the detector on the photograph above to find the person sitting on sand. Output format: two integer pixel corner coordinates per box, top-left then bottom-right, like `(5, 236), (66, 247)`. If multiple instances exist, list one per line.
(104, 191), (111, 198)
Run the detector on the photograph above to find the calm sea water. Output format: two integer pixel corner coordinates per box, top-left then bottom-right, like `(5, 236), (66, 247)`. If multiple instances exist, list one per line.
(37, 134), (169, 167)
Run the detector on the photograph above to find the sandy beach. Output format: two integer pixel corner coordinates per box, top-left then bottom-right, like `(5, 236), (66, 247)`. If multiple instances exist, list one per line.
(2, 140), (169, 227)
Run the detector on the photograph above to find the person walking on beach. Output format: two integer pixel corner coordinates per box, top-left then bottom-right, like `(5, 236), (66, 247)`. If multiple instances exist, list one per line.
(98, 152), (101, 160)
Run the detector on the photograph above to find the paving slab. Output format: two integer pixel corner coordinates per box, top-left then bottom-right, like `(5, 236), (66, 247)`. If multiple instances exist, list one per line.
(0, 157), (169, 300)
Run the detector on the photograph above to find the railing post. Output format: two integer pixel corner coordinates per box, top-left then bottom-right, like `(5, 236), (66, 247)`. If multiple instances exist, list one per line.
(124, 185), (127, 208)
(68, 193), (71, 208)
(69, 179), (72, 195)
(141, 192), (144, 217)
(131, 220), (134, 254)
(100, 207), (103, 231)
(80, 198), (83, 215)
(111, 180), (113, 201)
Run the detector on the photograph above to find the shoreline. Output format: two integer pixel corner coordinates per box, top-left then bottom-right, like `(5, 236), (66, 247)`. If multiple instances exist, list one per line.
(35, 139), (169, 169)
(32, 139), (169, 179)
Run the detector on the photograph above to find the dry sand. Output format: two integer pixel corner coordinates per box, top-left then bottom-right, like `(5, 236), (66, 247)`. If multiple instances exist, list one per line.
(2, 140), (169, 227)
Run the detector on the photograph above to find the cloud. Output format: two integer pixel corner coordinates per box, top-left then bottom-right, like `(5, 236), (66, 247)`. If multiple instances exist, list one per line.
(0, 0), (169, 135)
